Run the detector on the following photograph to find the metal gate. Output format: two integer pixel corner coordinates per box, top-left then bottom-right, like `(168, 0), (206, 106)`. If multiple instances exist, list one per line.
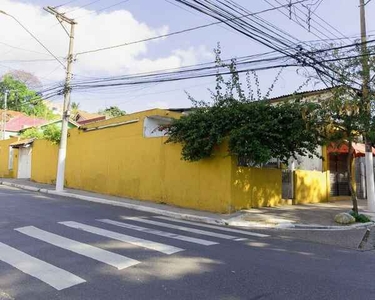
(329, 153), (350, 196)
(282, 169), (293, 199)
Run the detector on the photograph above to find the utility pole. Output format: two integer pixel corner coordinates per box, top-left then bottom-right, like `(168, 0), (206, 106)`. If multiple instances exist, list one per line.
(359, 0), (375, 212)
(44, 6), (77, 192)
(2, 91), (7, 140)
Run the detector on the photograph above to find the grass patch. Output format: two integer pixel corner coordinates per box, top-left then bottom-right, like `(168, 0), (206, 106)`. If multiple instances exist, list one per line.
(349, 211), (372, 223)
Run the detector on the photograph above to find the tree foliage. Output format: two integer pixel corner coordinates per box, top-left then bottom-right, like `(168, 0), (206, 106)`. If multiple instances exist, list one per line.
(165, 45), (321, 165)
(2, 70), (42, 90)
(98, 106), (126, 119)
(0, 74), (56, 120)
(71, 102), (80, 118)
(166, 100), (320, 165)
(21, 124), (61, 144)
(307, 46), (375, 214)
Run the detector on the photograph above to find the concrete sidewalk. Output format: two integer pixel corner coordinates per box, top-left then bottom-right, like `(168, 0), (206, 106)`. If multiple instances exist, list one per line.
(1, 178), (374, 230)
(230, 200), (374, 228)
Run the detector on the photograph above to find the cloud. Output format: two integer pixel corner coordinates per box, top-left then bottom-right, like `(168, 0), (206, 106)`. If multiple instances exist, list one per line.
(0, 0), (212, 87)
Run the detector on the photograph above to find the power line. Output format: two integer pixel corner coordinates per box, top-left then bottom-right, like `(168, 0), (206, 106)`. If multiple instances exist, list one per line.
(69, 32), (375, 93)
(0, 11), (66, 69)
(76, 0), (307, 56)
(74, 0), (131, 19)
(171, 0), (350, 87)
(164, 0), (241, 37)
(312, 0), (324, 13)
(0, 59), (57, 63)
(0, 41), (64, 58)
(295, 0), (351, 42)
(61, 0), (103, 15)
(54, 0), (81, 9)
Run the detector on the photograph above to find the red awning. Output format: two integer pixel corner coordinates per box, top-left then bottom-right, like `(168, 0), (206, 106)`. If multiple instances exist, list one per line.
(327, 142), (375, 157)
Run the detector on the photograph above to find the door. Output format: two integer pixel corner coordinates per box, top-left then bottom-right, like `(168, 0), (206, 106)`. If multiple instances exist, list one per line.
(282, 169), (293, 199)
(329, 153), (350, 196)
(18, 147), (32, 179)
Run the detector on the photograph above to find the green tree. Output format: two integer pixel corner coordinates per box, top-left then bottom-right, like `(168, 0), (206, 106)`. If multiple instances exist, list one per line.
(305, 43), (375, 215)
(71, 102), (80, 118)
(98, 106), (126, 119)
(165, 45), (320, 165)
(0, 74), (55, 120)
(42, 124), (61, 144)
(20, 127), (44, 140)
(21, 124), (61, 144)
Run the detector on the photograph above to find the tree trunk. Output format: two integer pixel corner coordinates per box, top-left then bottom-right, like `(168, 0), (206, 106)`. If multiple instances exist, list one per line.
(347, 141), (358, 214)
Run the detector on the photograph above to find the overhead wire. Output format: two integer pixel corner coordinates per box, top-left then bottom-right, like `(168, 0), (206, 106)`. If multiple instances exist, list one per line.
(61, 0), (103, 15)
(295, 0), (352, 42)
(171, 0), (344, 86)
(2, 13), (66, 69)
(64, 42), (375, 93)
(74, 0), (131, 19)
(76, 0), (306, 56)
(53, 0), (81, 9)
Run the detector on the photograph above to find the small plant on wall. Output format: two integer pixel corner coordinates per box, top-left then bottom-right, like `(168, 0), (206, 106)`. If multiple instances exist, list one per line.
(164, 44), (322, 167)
(21, 124), (61, 145)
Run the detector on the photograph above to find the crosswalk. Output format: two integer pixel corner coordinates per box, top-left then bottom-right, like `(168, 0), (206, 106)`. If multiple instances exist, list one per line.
(0, 216), (269, 292)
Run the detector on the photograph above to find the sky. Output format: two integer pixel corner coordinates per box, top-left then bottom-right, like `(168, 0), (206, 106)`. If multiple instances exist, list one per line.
(0, 0), (374, 114)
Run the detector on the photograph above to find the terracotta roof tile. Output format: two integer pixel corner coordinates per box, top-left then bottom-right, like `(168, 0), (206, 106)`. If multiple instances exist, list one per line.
(5, 115), (48, 132)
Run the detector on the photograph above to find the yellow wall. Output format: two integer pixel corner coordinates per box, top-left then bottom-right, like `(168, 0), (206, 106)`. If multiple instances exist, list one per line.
(61, 109), (233, 213)
(30, 108), (334, 212)
(231, 160), (282, 210)
(12, 148), (18, 179)
(0, 138), (18, 178)
(294, 170), (328, 204)
(31, 139), (59, 184)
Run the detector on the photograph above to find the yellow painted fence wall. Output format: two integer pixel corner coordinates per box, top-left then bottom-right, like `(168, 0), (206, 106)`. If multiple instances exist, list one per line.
(231, 162), (282, 210)
(0, 137), (18, 178)
(62, 110), (233, 213)
(26, 108), (335, 212)
(294, 170), (329, 204)
(31, 139), (58, 184)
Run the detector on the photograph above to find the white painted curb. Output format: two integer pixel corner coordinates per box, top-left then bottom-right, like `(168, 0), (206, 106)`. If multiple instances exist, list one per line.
(2, 181), (374, 231)
(0, 181), (227, 226)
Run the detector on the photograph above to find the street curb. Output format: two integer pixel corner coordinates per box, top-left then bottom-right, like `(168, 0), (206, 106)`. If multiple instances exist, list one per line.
(2, 181), (374, 231)
(0, 181), (227, 226)
(226, 217), (375, 230)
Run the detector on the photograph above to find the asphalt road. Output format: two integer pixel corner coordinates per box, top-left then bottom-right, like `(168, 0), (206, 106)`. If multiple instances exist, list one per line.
(0, 185), (374, 300)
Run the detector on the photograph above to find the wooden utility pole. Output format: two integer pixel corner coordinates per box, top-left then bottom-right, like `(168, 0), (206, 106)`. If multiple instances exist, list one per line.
(44, 6), (77, 192)
(359, 0), (375, 211)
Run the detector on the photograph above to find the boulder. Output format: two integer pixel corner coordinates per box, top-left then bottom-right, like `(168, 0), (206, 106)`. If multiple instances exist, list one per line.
(334, 212), (356, 225)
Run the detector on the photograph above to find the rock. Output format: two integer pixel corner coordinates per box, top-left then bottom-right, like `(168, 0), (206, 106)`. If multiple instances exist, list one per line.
(334, 212), (356, 225)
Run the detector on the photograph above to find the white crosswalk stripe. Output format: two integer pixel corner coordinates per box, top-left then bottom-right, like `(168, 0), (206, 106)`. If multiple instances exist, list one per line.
(15, 226), (140, 270)
(127, 218), (238, 240)
(59, 221), (183, 255)
(0, 242), (85, 290)
(154, 217), (270, 238)
(98, 219), (218, 246)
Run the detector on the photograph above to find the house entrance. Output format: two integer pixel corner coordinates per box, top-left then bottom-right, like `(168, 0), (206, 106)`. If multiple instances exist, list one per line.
(329, 153), (350, 196)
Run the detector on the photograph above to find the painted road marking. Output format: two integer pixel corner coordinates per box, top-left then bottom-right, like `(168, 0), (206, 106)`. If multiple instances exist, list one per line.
(98, 219), (218, 246)
(128, 218), (238, 240)
(15, 226), (139, 270)
(154, 217), (270, 238)
(0, 242), (85, 290)
(234, 238), (248, 241)
(59, 221), (183, 255)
